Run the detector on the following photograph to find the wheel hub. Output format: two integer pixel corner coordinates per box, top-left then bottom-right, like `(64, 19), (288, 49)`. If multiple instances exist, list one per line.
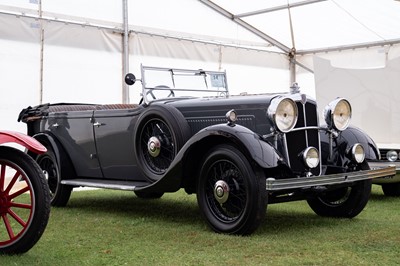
(147, 136), (161, 157)
(214, 180), (230, 204)
(43, 170), (49, 180)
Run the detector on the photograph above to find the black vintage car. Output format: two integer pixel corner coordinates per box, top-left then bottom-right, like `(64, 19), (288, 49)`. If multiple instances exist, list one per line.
(18, 66), (395, 235)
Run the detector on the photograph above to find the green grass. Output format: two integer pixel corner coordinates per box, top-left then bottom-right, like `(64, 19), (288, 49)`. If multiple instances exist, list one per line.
(1, 186), (399, 266)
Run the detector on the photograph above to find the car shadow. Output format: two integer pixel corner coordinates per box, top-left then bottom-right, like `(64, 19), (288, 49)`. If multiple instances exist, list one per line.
(66, 190), (203, 227)
(61, 189), (356, 236)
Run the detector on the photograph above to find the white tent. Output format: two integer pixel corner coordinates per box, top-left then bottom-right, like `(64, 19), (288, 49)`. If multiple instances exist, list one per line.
(1, 0), (400, 133)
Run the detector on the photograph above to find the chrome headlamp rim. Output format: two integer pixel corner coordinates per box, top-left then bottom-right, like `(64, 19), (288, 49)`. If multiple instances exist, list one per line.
(386, 150), (398, 162)
(267, 97), (298, 133)
(324, 98), (352, 131)
(302, 147), (320, 169)
(351, 143), (365, 163)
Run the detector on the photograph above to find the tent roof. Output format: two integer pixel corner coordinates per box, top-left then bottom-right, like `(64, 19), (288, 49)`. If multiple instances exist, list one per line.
(199, 0), (400, 55)
(1, 0), (400, 55)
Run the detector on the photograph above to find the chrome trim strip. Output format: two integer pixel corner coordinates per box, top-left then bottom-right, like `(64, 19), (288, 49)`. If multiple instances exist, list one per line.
(368, 161), (400, 171)
(373, 174), (400, 184)
(62, 180), (138, 191)
(266, 166), (396, 191)
(290, 126), (320, 132)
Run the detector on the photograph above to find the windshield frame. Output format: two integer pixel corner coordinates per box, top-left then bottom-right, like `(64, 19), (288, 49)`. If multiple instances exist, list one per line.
(140, 65), (229, 104)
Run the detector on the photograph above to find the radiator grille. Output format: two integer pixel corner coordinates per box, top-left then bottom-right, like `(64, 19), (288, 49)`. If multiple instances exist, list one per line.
(285, 101), (321, 176)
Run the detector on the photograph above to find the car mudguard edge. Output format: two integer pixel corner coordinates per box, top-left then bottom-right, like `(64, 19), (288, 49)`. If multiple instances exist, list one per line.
(31, 132), (76, 180)
(320, 125), (380, 167)
(177, 123), (283, 169)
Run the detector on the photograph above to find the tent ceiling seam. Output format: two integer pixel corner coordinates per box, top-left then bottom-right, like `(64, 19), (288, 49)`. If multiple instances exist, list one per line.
(332, 0), (387, 42)
(297, 39), (400, 55)
(130, 31), (285, 55)
(234, 0), (328, 18)
(198, 0), (291, 54)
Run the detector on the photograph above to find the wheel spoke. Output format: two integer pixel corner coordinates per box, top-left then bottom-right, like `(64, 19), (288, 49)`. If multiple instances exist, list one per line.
(4, 171), (21, 195)
(9, 186), (30, 200)
(10, 202), (32, 210)
(7, 208), (27, 227)
(2, 213), (15, 240)
(0, 163), (5, 191)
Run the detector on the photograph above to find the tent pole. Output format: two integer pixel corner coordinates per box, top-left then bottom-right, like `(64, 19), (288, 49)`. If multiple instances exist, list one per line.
(289, 58), (296, 85)
(122, 0), (129, 103)
(289, 48), (296, 85)
(39, 0), (44, 105)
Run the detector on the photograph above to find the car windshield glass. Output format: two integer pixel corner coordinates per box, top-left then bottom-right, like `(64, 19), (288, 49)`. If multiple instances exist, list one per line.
(141, 66), (228, 103)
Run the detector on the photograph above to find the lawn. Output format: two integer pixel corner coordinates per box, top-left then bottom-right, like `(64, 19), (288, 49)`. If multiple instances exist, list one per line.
(1, 186), (399, 265)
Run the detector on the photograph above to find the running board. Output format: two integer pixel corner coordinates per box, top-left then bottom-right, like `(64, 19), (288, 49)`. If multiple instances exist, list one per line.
(61, 179), (150, 191)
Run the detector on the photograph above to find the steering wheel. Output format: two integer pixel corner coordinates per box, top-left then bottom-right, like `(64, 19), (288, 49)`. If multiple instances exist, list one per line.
(147, 85), (175, 99)
(139, 85), (175, 104)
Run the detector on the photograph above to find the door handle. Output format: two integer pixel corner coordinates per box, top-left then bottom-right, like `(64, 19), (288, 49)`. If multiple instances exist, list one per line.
(93, 122), (105, 127)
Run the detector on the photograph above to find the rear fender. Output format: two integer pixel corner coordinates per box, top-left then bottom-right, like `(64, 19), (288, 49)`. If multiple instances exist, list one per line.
(31, 132), (77, 180)
(0, 130), (46, 154)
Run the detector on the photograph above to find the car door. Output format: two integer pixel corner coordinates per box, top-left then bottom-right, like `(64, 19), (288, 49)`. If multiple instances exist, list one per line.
(46, 110), (103, 178)
(92, 108), (146, 181)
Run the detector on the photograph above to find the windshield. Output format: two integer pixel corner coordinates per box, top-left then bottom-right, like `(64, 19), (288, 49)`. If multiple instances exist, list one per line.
(141, 66), (228, 104)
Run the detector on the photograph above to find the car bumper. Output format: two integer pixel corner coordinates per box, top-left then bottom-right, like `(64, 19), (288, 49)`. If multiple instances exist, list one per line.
(266, 166), (396, 191)
(368, 161), (400, 184)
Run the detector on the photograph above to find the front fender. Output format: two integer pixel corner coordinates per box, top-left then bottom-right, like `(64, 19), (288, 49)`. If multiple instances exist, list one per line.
(0, 130), (46, 154)
(137, 123), (285, 194)
(180, 123), (284, 169)
(320, 125), (380, 167)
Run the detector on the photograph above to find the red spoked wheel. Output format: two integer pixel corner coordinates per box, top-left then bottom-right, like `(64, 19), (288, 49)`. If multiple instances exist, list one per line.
(0, 146), (50, 254)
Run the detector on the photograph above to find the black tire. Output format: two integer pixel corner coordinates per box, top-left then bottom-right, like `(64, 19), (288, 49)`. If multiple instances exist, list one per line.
(134, 190), (164, 199)
(307, 164), (372, 218)
(196, 144), (267, 235)
(135, 104), (191, 182)
(381, 183), (400, 197)
(0, 146), (50, 254)
(36, 148), (72, 207)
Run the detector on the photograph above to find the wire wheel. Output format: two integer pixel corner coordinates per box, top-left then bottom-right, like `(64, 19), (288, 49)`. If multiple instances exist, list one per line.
(307, 163), (372, 218)
(36, 149), (71, 207)
(316, 187), (352, 206)
(197, 144), (266, 235)
(205, 161), (246, 222)
(135, 104), (191, 182)
(37, 155), (58, 200)
(0, 146), (50, 254)
(139, 118), (176, 175)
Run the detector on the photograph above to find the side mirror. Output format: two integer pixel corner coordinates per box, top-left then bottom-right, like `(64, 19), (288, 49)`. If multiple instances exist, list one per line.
(125, 73), (136, 86)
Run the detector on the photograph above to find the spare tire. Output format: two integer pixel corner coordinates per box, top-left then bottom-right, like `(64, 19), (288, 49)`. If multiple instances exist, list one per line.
(134, 104), (191, 182)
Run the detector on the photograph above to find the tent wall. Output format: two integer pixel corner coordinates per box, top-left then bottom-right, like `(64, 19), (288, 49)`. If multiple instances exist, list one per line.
(314, 56), (400, 148)
(0, 15), (40, 133)
(1, 1), (399, 134)
(129, 33), (290, 99)
(295, 43), (400, 99)
(0, 2), (291, 133)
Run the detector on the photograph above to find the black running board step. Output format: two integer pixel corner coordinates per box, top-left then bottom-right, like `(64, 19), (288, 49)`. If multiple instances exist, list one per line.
(61, 179), (151, 191)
